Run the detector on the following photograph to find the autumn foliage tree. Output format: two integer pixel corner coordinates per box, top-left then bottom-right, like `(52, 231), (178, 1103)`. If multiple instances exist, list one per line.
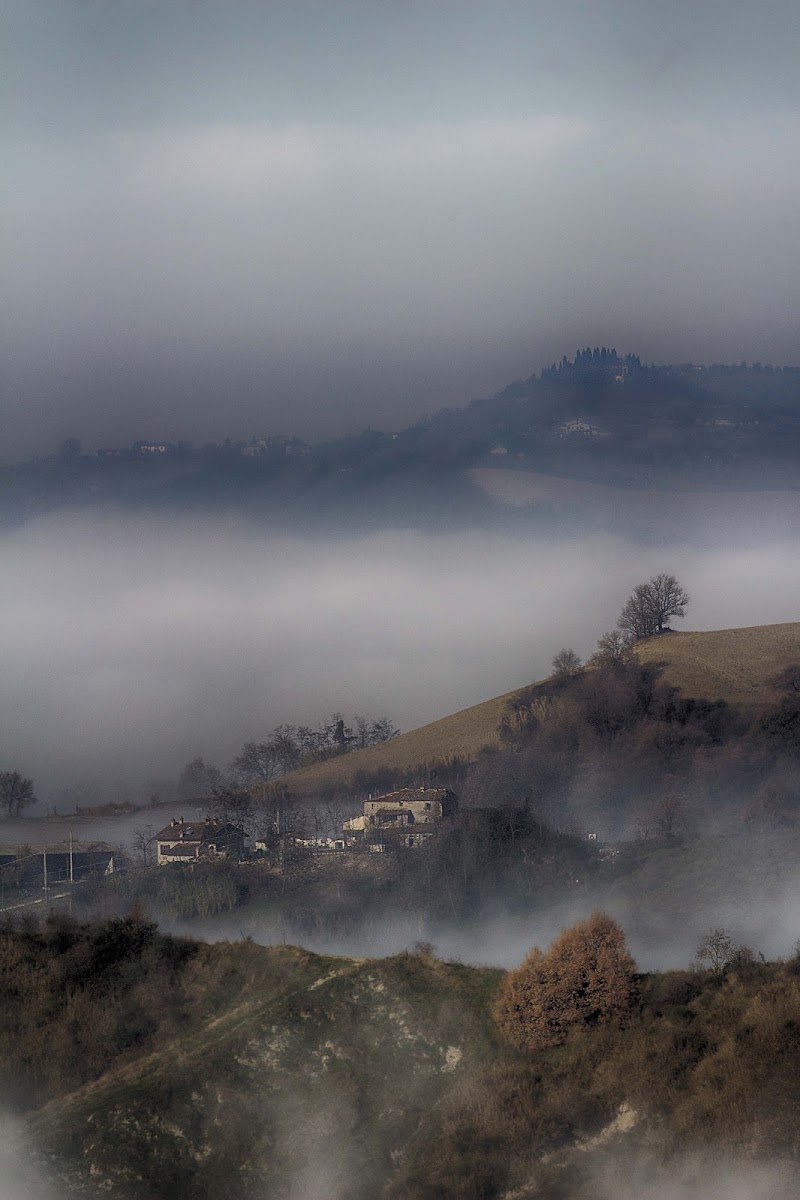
(494, 912), (637, 1051)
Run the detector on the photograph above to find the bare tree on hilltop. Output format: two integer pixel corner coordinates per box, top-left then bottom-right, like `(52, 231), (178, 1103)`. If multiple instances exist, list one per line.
(617, 572), (689, 640)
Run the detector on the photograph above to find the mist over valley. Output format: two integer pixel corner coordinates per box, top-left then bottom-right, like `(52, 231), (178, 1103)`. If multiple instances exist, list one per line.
(4, 367), (800, 1200)
(4, 1), (800, 1195)
(2, 504), (799, 796)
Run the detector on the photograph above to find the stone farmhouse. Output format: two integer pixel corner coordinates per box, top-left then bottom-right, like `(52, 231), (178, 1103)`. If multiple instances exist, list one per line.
(155, 817), (248, 865)
(344, 787), (459, 849)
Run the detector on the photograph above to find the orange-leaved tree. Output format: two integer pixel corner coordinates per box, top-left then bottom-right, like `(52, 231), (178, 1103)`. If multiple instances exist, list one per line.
(494, 912), (637, 1051)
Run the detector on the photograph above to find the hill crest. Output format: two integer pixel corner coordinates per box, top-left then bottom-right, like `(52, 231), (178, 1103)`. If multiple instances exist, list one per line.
(280, 621), (800, 796)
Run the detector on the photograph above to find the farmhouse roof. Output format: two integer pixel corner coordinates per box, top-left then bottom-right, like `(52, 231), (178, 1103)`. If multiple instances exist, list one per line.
(155, 816), (243, 843)
(369, 787), (454, 804)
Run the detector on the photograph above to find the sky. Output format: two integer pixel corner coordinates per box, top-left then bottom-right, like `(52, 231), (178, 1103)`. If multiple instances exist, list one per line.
(3, 0), (800, 456)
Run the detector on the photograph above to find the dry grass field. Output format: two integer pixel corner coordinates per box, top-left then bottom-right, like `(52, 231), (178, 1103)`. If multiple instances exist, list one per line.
(280, 685), (528, 796)
(281, 621), (800, 796)
(634, 621), (800, 708)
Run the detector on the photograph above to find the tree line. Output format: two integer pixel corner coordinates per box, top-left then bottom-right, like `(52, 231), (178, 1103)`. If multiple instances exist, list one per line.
(0, 711), (398, 824)
(177, 712), (398, 802)
(158, 712), (401, 841)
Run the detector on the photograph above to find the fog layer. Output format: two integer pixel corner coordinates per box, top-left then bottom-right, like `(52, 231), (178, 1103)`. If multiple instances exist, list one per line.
(2, 511), (799, 795)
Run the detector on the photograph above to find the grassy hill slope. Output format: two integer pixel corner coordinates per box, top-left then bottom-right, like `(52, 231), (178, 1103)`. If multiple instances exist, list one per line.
(281, 684), (527, 795)
(12, 927), (800, 1200)
(280, 621), (800, 797)
(634, 620), (800, 708)
(28, 940), (502, 1200)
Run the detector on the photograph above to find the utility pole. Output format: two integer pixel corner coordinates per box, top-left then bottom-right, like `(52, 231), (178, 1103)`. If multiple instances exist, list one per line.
(69, 829), (74, 916)
(42, 846), (48, 911)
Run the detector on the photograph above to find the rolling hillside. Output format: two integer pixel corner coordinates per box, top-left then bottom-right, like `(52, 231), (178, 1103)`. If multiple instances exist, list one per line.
(27, 941), (503, 1200)
(279, 684), (528, 795)
(14, 928), (800, 1200)
(634, 621), (800, 708)
(281, 622), (800, 796)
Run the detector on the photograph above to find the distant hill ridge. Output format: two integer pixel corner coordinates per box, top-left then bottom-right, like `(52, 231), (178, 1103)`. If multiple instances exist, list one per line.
(281, 622), (800, 796)
(5, 349), (800, 528)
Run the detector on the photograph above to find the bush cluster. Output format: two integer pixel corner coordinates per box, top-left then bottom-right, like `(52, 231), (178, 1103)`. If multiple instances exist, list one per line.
(493, 913), (637, 1051)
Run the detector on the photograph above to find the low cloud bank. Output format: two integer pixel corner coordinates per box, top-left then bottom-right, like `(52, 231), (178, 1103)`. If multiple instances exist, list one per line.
(1, 511), (799, 796)
(590, 1159), (799, 1200)
(0, 1114), (57, 1200)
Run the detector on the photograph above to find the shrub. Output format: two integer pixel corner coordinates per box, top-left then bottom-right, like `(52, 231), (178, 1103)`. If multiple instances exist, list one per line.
(695, 927), (736, 971)
(551, 648), (582, 681)
(494, 912), (637, 1051)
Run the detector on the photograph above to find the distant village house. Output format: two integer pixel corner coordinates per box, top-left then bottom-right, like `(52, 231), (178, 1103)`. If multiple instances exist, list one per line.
(557, 418), (605, 439)
(344, 787), (458, 849)
(155, 817), (248, 865)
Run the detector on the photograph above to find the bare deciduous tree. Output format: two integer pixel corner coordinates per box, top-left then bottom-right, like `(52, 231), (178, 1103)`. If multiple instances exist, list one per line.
(368, 716), (399, 743)
(177, 757), (222, 801)
(131, 825), (155, 867)
(590, 629), (635, 670)
(0, 771), (36, 818)
(254, 782), (294, 838)
(618, 573), (689, 640)
(551, 647), (582, 681)
(322, 795), (350, 840)
(695, 927), (736, 971)
(229, 742), (281, 803)
(211, 786), (256, 833)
